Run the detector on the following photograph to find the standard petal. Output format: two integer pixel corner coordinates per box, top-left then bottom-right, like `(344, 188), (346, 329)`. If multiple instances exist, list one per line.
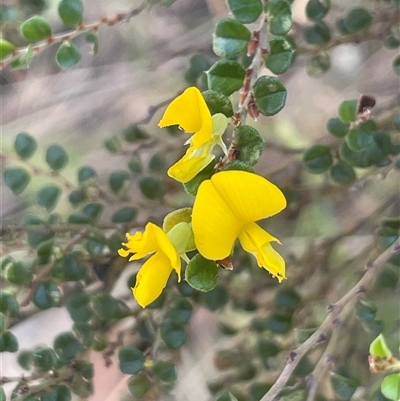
(133, 251), (177, 307)
(238, 222), (285, 282)
(158, 87), (212, 147)
(167, 147), (215, 183)
(209, 171), (287, 223)
(192, 178), (241, 260)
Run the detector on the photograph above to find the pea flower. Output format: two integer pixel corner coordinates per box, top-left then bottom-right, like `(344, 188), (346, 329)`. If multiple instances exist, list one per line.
(192, 170), (287, 281)
(158, 87), (228, 183)
(118, 221), (192, 307)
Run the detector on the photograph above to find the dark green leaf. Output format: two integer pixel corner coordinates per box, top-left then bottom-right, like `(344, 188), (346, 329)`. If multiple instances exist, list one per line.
(5, 261), (32, 286)
(25, 216), (55, 248)
(40, 384), (71, 401)
(128, 373), (151, 398)
(202, 285), (228, 311)
(336, 18), (351, 35)
(32, 347), (58, 372)
(0, 292), (19, 317)
(17, 350), (32, 370)
(346, 128), (373, 151)
(267, 0), (293, 36)
(305, 0), (330, 21)
(111, 207), (137, 223)
(234, 125), (264, 165)
(3, 167), (31, 195)
(376, 268), (399, 288)
(330, 160), (356, 185)
(202, 90), (234, 117)
(327, 117), (349, 138)
(32, 281), (61, 309)
(355, 298), (377, 322)
(266, 37), (293, 74)
(253, 75), (287, 116)
(213, 18), (251, 58)
(185, 253), (219, 292)
(265, 313), (292, 333)
(14, 132), (37, 159)
(149, 152), (166, 172)
(36, 185), (61, 212)
(53, 332), (82, 361)
(330, 373), (358, 400)
(91, 292), (118, 320)
(139, 176), (162, 199)
(339, 142), (371, 168)
(45, 144), (68, 170)
(118, 346), (145, 374)
(127, 155), (143, 174)
(275, 288), (301, 310)
(226, 0), (263, 24)
(344, 8), (372, 33)
(109, 170), (130, 196)
(160, 319), (186, 349)
(68, 189), (85, 206)
(393, 55), (400, 75)
(303, 144), (333, 173)
(306, 51), (330, 77)
(257, 338), (281, 368)
(167, 296), (193, 324)
(0, 331), (19, 352)
(123, 124), (149, 142)
(56, 42), (81, 69)
(0, 38), (15, 59)
(304, 21), (331, 44)
(104, 136), (121, 153)
(81, 202), (103, 221)
(53, 254), (86, 282)
(207, 60), (245, 96)
(78, 166), (97, 185)
(338, 99), (357, 124)
(66, 294), (92, 323)
(183, 159), (216, 196)
(152, 360), (177, 383)
(58, 0), (83, 27)
(20, 16), (52, 42)
(364, 319), (384, 336)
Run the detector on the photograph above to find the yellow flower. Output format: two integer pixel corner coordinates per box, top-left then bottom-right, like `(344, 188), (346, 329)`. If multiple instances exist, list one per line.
(192, 170), (287, 281)
(158, 87), (228, 183)
(119, 222), (188, 307)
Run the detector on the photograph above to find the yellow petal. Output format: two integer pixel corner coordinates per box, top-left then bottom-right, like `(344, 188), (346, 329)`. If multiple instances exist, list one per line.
(192, 178), (241, 260)
(133, 251), (179, 307)
(120, 225), (157, 260)
(167, 147), (215, 183)
(158, 87), (212, 147)
(238, 222), (285, 282)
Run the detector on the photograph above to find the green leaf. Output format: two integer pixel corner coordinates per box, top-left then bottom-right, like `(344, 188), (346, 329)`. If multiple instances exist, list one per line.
(123, 124), (149, 142)
(265, 313), (292, 333)
(338, 99), (357, 124)
(275, 288), (301, 310)
(139, 176), (162, 200)
(266, 37), (293, 75)
(185, 253), (219, 292)
(53, 254), (86, 282)
(58, 0), (83, 27)
(81, 202), (103, 222)
(257, 338), (281, 368)
(330, 373), (358, 400)
(0, 292), (19, 317)
(327, 117), (349, 138)
(234, 125), (264, 166)
(10, 45), (34, 70)
(305, 0), (330, 21)
(20, 16), (52, 42)
(344, 8), (372, 33)
(5, 261), (32, 286)
(381, 374), (400, 401)
(3, 167), (31, 195)
(0, 38), (15, 59)
(183, 159), (216, 196)
(207, 60), (246, 96)
(267, 0), (293, 36)
(66, 294), (92, 323)
(78, 166), (97, 185)
(91, 292), (118, 320)
(40, 385), (71, 401)
(127, 155), (143, 174)
(306, 51), (330, 77)
(215, 392), (239, 401)
(118, 346), (145, 374)
(253, 75), (287, 116)
(303, 145), (332, 173)
(17, 350), (32, 370)
(111, 207), (137, 223)
(109, 170), (130, 196)
(160, 318), (186, 349)
(128, 373), (151, 398)
(14, 132), (37, 159)
(104, 136), (121, 153)
(149, 152), (166, 172)
(355, 298), (377, 322)
(53, 332), (82, 361)
(37, 240), (54, 265)
(330, 160), (356, 185)
(36, 185), (61, 212)
(32, 281), (61, 309)
(213, 18), (251, 59)
(45, 144), (68, 170)
(56, 42), (81, 69)
(25, 216), (55, 248)
(32, 347), (58, 372)
(0, 331), (19, 352)
(376, 268), (399, 288)
(339, 142), (371, 168)
(226, 0), (263, 24)
(68, 189), (85, 206)
(167, 296), (193, 324)
(153, 360), (177, 383)
(370, 334), (392, 359)
(202, 90), (234, 117)
(346, 128), (373, 151)
(393, 55), (400, 75)
(304, 21), (331, 44)
(86, 32), (98, 55)
(221, 160), (254, 173)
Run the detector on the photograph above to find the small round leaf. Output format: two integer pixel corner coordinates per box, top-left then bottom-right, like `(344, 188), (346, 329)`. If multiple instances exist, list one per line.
(355, 298), (377, 322)
(202, 90), (234, 117)
(253, 76), (287, 116)
(128, 373), (151, 398)
(45, 144), (68, 171)
(123, 125), (149, 142)
(226, 0), (263, 24)
(0, 38), (15, 59)
(109, 170), (130, 196)
(344, 8), (372, 33)
(20, 16), (52, 42)
(0, 331), (19, 352)
(118, 346), (145, 374)
(78, 166), (97, 185)
(4, 167), (31, 195)
(5, 261), (32, 286)
(327, 117), (349, 138)
(56, 42), (81, 69)
(207, 60), (245, 96)
(304, 21), (331, 45)
(111, 207), (138, 223)
(66, 294), (92, 323)
(14, 132), (37, 159)
(32, 281), (61, 309)
(233, 125), (264, 166)
(330, 373), (358, 401)
(306, 0), (330, 21)
(58, 0), (83, 27)
(152, 360), (177, 383)
(303, 144), (333, 173)
(338, 99), (357, 124)
(185, 254), (219, 292)
(53, 332), (82, 361)
(40, 385), (71, 401)
(0, 292), (19, 317)
(266, 37), (293, 75)
(267, 0), (293, 36)
(381, 374), (400, 401)
(306, 51), (330, 77)
(32, 347), (58, 372)
(330, 160), (356, 184)
(160, 319), (186, 349)
(36, 185), (61, 212)
(139, 176), (162, 200)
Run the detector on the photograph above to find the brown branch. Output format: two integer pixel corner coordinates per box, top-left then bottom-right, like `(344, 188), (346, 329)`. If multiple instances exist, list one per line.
(260, 238), (400, 401)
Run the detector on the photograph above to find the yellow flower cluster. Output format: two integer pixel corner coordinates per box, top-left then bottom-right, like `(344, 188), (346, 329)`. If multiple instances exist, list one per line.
(119, 87), (287, 307)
